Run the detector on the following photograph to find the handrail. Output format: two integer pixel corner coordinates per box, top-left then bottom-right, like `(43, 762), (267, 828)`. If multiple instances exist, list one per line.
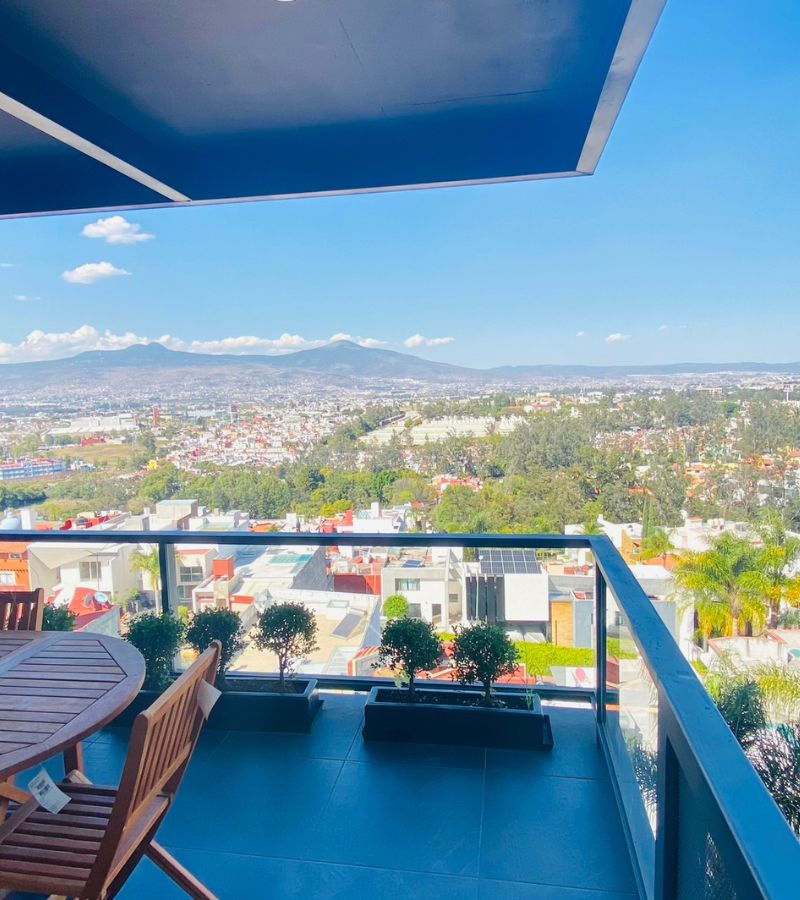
(591, 536), (800, 898)
(0, 529), (591, 549)
(2, 526), (798, 896)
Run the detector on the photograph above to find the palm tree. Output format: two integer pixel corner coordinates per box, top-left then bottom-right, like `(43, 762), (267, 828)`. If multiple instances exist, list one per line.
(676, 532), (769, 638)
(130, 547), (162, 601)
(755, 508), (800, 628)
(640, 528), (673, 565)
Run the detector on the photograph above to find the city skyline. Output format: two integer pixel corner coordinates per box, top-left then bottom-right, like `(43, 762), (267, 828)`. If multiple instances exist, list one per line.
(1, 0), (798, 368)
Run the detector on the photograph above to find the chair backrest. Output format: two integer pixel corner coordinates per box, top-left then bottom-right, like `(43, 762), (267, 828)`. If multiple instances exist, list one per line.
(0, 588), (44, 631)
(85, 640), (221, 895)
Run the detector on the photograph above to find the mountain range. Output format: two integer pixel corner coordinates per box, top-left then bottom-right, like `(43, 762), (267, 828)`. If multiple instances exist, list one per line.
(2, 340), (800, 393)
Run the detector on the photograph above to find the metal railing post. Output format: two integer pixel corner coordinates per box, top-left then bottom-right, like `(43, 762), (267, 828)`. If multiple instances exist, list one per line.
(158, 540), (175, 615)
(655, 709), (679, 900)
(595, 562), (607, 724)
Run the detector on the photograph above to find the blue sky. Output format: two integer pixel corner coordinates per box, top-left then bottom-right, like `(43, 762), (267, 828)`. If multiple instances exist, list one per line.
(1, 0), (798, 368)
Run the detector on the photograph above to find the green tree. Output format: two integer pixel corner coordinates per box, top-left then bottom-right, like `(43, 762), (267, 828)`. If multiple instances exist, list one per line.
(452, 623), (518, 706)
(756, 508), (800, 628)
(126, 613), (185, 691)
(640, 528), (673, 565)
(185, 608), (246, 686)
(383, 594), (410, 620)
(42, 605), (76, 632)
(676, 533), (769, 638)
(377, 617), (441, 699)
(253, 602), (318, 689)
(435, 485), (487, 533)
(130, 548), (162, 600)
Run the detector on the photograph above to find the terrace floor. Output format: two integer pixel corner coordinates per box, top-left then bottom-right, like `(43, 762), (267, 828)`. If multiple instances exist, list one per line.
(9, 694), (638, 900)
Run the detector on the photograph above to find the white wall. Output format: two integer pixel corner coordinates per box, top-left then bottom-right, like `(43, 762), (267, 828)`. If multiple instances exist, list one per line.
(503, 572), (549, 622)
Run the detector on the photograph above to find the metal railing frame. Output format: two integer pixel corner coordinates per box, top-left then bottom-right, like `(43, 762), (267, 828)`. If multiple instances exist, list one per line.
(3, 528), (798, 898)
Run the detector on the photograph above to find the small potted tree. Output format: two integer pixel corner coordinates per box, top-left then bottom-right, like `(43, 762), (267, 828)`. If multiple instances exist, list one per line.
(185, 608), (246, 689)
(253, 602), (319, 691)
(375, 617), (441, 700)
(452, 623), (518, 707)
(43, 605), (76, 632)
(114, 612), (186, 724)
(209, 601), (323, 732)
(364, 621), (553, 750)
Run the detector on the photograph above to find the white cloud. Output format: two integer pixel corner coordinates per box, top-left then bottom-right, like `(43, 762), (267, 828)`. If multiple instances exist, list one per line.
(0, 327), (393, 364)
(14, 294), (39, 302)
(61, 262), (131, 285)
(576, 331), (585, 338)
(403, 334), (455, 348)
(0, 263), (16, 268)
(163, 332), (387, 356)
(329, 333), (387, 349)
(81, 215), (154, 245)
(658, 324), (669, 332)
(605, 333), (631, 344)
(0, 325), (147, 363)
(165, 334), (315, 355)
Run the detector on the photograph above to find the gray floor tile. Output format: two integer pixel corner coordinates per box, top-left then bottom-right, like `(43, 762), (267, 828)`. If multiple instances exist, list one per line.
(120, 848), (481, 900)
(158, 751), (344, 857)
(486, 704), (607, 782)
(213, 696), (364, 761)
(349, 733), (487, 770)
(301, 758), (484, 877)
(3, 694), (639, 900)
(480, 770), (636, 893)
(478, 878), (638, 900)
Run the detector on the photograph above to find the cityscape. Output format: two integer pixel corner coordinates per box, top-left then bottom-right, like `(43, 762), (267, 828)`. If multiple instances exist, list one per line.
(0, 1), (798, 898)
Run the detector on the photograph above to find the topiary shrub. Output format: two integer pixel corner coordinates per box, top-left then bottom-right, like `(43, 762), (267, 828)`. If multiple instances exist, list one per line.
(377, 617), (441, 700)
(453, 623), (518, 707)
(185, 608), (246, 687)
(43, 605), (76, 632)
(126, 612), (186, 691)
(383, 593), (409, 621)
(253, 602), (318, 690)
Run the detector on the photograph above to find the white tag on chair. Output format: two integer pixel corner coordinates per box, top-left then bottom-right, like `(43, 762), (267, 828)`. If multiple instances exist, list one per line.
(27, 769), (70, 814)
(197, 679), (221, 720)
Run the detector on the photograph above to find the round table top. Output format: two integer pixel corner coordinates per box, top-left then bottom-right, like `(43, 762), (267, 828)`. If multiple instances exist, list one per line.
(0, 630), (145, 779)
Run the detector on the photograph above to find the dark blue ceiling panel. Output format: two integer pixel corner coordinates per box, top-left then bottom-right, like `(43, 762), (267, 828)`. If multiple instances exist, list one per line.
(0, 0), (665, 217)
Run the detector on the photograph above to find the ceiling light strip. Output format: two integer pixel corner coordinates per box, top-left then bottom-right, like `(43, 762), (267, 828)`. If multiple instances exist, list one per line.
(0, 91), (190, 202)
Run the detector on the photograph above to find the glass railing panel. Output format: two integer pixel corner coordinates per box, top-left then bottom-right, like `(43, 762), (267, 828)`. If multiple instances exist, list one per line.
(604, 582), (658, 897)
(160, 539), (596, 690)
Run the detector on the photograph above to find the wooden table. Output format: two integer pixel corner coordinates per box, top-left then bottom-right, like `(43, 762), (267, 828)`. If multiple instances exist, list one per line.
(0, 631), (145, 780)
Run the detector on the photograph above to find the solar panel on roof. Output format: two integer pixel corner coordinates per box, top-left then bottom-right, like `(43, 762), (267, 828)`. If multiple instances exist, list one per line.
(478, 549), (540, 576)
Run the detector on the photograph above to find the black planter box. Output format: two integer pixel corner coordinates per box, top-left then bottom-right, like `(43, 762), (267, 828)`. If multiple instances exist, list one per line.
(363, 686), (553, 751)
(111, 678), (322, 733)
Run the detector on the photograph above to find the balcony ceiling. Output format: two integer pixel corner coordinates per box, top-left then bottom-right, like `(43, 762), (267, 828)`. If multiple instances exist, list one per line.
(0, 0), (664, 218)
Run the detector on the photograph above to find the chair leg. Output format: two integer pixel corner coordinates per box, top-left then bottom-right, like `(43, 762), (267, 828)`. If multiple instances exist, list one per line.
(146, 841), (218, 900)
(63, 741), (85, 774)
(0, 779), (30, 824)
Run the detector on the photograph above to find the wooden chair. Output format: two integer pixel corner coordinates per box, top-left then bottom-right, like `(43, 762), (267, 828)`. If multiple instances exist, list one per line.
(0, 640), (221, 899)
(0, 589), (45, 823)
(0, 588), (44, 631)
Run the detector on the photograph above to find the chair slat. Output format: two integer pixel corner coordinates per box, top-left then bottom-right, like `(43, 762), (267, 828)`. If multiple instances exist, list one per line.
(0, 590), (44, 632)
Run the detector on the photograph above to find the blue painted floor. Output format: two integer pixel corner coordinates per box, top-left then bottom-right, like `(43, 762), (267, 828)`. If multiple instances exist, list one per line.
(7, 696), (638, 900)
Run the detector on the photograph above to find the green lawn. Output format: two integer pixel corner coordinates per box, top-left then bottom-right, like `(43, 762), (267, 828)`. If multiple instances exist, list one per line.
(49, 442), (136, 466)
(438, 632), (636, 676)
(515, 642), (595, 676)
